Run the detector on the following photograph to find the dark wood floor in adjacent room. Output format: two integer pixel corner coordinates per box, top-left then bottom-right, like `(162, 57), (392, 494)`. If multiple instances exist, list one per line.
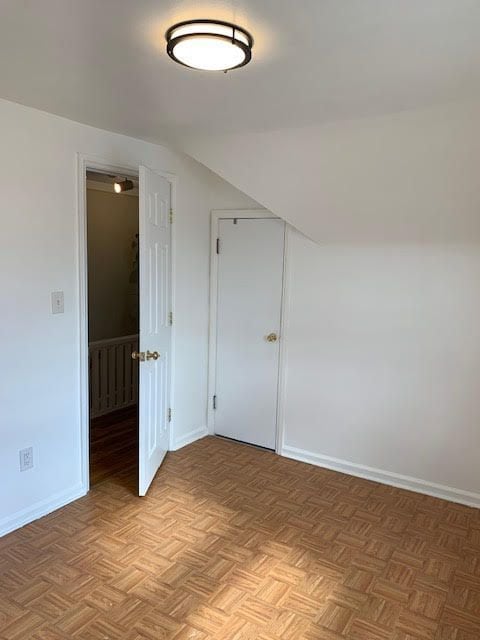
(89, 406), (138, 491)
(1, 435), (480, 639)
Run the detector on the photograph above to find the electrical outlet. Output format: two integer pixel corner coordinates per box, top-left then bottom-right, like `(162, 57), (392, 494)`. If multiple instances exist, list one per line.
(19, 447), (34, 472)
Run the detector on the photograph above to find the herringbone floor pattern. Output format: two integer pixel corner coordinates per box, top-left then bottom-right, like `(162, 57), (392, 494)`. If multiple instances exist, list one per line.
(1, 436), (480, 639)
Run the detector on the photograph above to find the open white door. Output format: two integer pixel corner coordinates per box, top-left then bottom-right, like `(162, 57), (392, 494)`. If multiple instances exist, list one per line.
(137, 166), (172, 496)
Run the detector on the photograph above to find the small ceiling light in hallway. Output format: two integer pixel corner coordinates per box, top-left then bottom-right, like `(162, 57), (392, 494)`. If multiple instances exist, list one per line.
(113, 178), (134, 193)
(166, 20), (253, 71)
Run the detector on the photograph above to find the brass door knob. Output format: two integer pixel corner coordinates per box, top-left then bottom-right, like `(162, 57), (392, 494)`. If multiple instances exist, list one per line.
(266, 333), (278, 343)
(131, 351), (145, 361)
(146, 350), (160, 360)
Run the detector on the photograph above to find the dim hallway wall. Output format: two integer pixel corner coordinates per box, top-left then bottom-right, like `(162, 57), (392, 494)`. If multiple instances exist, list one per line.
(0, 98), (258, 536)
(87, 188), (139, 342)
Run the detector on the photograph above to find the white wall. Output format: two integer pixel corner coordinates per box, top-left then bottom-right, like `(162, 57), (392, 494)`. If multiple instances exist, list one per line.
(282, 230), (480, 502)
(0, 98), (257, 535)
(184, 100), (480, 504)
(87, 188), (139, 341)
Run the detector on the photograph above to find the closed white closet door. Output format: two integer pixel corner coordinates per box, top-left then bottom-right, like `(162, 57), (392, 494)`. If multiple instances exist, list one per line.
(215, 217), (285, 449)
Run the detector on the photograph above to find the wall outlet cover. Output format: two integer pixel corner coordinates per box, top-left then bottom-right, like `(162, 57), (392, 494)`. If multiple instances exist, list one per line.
(19, 447), (34, 472)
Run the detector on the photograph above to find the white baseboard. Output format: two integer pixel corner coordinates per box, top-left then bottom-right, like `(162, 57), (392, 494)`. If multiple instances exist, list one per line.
(0, 483), (87, 538)
(281, 444), (480, 509)
(172, 426), (209, 451)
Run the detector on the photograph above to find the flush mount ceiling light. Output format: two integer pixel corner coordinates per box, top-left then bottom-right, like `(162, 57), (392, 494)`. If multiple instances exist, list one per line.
(113, 178), (134, 193)
(166, 19), (253, 71)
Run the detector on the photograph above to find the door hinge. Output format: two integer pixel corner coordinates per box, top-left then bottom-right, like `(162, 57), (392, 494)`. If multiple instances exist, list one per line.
(168, 311), (173, 326)
(168, 408), (172, 422)
(169, 209), (173, 224)
(213, 395), (217, 410)
(216, 238), (220, 254)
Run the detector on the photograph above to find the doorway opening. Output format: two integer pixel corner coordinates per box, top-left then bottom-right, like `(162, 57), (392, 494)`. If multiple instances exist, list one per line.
(86, 170), (140, 492)
(79, 159), (174, 498)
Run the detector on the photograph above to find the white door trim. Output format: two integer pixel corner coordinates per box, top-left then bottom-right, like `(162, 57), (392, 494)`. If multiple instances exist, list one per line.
(207, 209), (289, 454)
(76, 153), (177, 494)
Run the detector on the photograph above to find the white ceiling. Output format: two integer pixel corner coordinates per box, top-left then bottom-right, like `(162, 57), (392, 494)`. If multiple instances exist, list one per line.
(1, 0), (480, 145)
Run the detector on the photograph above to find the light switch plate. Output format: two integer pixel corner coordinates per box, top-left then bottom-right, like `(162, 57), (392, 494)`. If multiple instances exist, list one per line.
(51, 291), (64, 314)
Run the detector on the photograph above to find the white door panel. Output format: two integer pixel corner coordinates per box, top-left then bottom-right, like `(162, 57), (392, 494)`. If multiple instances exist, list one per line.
(138, 166), (171, 496)
(215, 218), (284, 449)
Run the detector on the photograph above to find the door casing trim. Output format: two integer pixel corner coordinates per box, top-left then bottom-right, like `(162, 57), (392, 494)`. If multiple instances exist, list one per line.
(207, 209), (290, 454)
(76, 154), (177, 495)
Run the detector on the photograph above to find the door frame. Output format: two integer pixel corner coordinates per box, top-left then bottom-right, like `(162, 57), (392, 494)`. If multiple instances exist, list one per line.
(207, 209), (290, 454)
(76, 153), (177, 493)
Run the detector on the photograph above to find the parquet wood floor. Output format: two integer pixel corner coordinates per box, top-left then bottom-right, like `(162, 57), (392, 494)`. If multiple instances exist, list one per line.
(1, 435), (480, 639)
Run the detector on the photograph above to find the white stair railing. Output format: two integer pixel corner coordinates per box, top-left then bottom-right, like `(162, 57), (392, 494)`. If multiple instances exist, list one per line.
(89, 334), (139, 418)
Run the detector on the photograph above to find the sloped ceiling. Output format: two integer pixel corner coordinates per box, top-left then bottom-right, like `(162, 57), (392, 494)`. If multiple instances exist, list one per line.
(181, 100), (480, 242)
(2, 1), (480, 242)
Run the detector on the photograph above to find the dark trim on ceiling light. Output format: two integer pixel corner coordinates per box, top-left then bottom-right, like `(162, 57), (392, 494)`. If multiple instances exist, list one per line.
(165, 19), (253, 71)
